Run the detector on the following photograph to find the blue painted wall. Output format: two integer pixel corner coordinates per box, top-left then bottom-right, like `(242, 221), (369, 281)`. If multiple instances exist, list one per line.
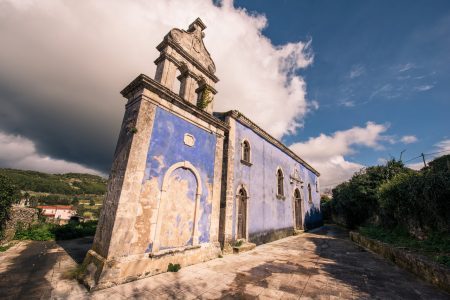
(232, 120), (321, 239)
(143, 107), (216, 250)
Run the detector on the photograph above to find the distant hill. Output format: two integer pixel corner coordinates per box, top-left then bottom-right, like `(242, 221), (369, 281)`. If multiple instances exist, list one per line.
(0, 168), (107, 195)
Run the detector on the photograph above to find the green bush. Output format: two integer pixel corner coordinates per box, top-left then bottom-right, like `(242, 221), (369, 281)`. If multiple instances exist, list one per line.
(15, 223), (56, 241)
(331, 160), (407, 228)
(0, 175), (20, 238)
(379, 155), (450, 236)
(167, 263), (181, 272)
(320, 195), (332, 222)
(53, 220), (97, 240)
(14, 220), (97, 241)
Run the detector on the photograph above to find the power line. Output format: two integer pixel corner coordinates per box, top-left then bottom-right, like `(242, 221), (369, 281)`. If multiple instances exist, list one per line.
(403, 149), (450, 163)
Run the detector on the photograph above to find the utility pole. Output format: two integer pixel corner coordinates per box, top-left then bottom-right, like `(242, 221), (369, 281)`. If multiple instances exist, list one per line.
(421, 153), (427, 168)
(399, 149), (406, 161)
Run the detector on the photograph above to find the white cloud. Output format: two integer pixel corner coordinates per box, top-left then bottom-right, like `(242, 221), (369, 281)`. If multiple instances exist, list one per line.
(0, 131), (103, 175)
(407, 162), (424, 171)
(434, 139), (450, 154)
(414, 85), (434, 92)
(290, 122), (388, 188)
(0, 0), (314, 164)
(400, 135), (418, 144)
(348, 64), (365, 79)
(397, 63), (415, 73)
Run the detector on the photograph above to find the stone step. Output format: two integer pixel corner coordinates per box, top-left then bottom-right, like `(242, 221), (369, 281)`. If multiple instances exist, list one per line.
(293, 229), (305, 235)
(232, 242), (256, 254)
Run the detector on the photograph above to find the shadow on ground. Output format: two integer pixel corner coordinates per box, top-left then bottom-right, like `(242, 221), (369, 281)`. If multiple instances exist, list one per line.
(0, 241), (60, 300)
(216, 225), (449, 299)
(56, 236), (93, 264)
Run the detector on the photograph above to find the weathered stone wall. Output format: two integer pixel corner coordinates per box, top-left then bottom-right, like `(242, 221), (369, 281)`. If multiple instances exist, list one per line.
(350, 231), (450, 293)
(1, 206), (38, 242)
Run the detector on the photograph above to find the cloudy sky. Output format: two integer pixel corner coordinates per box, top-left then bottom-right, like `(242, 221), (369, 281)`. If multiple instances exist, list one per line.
(0, 0), (449, 188)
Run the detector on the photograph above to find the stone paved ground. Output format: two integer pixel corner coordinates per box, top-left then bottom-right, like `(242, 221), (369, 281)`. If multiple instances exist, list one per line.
(0, 226), (448, 299)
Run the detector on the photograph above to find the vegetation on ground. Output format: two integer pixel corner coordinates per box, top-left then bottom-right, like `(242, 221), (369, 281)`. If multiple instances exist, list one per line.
(0, 243), (13, 252)
(167, 263), (181, 272)
(0, 168), (107, 196)
(324, 154), (450, 267)
(0, 174), (20, 238)
(359, 225), (450, 267)
(14, 220), (97, 241)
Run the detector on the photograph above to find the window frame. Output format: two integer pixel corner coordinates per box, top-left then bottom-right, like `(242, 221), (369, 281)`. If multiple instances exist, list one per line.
(308, 183), (313, 204)
(240, 139), (252, 166)
(276, 168), (285, 199)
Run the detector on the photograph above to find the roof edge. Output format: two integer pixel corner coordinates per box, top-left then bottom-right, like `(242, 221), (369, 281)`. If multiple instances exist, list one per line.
(215, 110), (320, 176)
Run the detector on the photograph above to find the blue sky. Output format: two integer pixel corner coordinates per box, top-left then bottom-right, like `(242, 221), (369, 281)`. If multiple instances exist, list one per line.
(235, 0), (450, 180)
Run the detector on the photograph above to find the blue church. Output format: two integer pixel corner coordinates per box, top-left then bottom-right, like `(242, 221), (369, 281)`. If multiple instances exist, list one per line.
(81, 18), (322, 290)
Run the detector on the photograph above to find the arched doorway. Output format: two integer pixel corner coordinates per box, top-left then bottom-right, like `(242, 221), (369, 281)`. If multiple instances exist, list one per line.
(237, 187), (248, 239)
(294, 188), (303, 229)
(153, 161), (202, 253)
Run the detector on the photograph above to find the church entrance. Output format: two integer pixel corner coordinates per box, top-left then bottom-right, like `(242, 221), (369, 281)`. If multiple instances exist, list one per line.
(237, 188), (247, 239)
(294, 188), (303, 229)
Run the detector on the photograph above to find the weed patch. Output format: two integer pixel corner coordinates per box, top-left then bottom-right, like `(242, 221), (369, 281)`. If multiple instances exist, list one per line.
(359, 225), (450, 267)
(167, 263), (181, 272)
(14, 220), (97, 241)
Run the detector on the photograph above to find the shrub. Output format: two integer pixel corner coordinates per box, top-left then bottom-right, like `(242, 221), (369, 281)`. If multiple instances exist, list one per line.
(14, 220), (97, 241)
(0, 175), (20, 237)
(331, 160), (408, 228)
(379, 155), (450, 236)
(320, 195), (332, 222)
(167, 263), (181, 272)
(15, 222), (55, 241)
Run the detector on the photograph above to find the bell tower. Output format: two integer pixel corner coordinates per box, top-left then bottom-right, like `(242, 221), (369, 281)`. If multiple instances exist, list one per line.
(80, 18), (227, 291)
(154, 18), (219, 113)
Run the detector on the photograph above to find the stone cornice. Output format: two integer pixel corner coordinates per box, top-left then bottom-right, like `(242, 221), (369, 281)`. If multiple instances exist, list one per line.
(215, 110), (320, 176)
(120, 74), (228, 132)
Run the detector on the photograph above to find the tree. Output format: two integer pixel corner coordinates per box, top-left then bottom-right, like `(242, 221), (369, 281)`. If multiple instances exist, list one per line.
(71, 196), (79, 206)
(331, 159), (408, 228)
(23, 191), (30, 206)
(0, 175), (20, 236)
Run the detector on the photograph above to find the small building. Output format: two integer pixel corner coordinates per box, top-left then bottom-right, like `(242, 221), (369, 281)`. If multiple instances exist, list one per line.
(37, 205), (76, 224)
(81, 18), (322, 290)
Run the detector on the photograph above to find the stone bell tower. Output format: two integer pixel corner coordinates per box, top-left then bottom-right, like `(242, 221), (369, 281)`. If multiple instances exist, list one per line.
(154, 18), (218, 113)
(80, 18), (227, 290)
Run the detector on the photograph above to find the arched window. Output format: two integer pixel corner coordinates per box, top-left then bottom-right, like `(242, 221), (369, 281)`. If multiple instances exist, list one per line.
(242, 140), (251, 163)
(277, 168), (284, 196)
(308, 183), (312, 204)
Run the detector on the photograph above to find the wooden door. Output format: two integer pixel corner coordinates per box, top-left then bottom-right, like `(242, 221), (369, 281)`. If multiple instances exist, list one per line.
(237, 188), (247, 239)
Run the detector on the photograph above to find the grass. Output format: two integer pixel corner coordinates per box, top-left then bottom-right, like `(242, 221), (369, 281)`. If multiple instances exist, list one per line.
(359, 225), (450, 267)
(233, 240), (243, 247)
(14, 220), (97, 241)
(0, 243), (12, 252)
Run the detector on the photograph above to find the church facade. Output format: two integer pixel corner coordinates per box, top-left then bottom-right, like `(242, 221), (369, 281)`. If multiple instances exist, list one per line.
(81, 18), (321, 290)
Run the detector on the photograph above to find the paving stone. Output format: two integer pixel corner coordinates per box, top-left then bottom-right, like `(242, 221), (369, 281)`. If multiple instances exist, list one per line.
(1, 225), (449, 299)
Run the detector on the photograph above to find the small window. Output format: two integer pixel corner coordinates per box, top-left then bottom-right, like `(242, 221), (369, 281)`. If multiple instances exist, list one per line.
(277, 168), (284, 196)
(308, 184), (312, 204)
(242, 140), (251, 162)
(315, 180), (319, 193)
(173, 69), (182, 96)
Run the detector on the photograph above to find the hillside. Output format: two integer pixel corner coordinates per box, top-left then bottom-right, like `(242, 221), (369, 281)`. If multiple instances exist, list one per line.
(0, 168), (107, 195)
